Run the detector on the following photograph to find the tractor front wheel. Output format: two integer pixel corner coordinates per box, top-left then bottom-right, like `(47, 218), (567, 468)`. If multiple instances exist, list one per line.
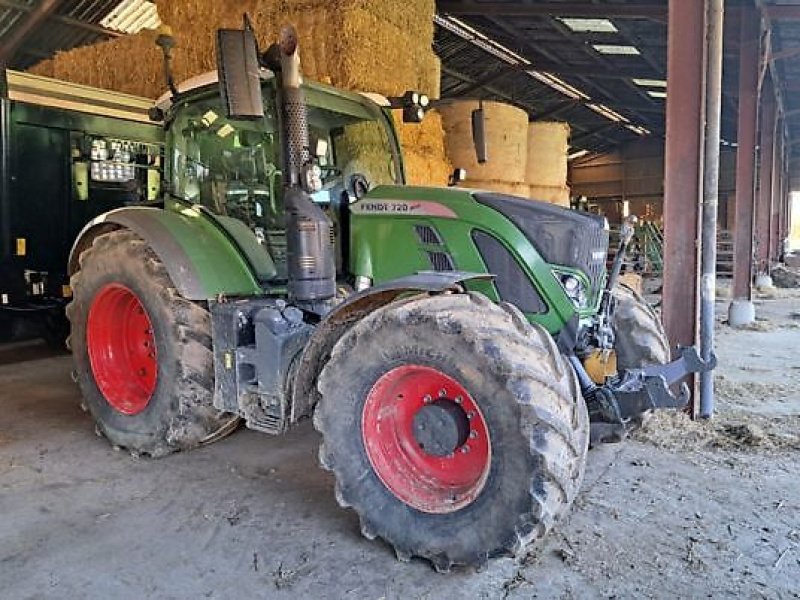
(611, 282), (670, 371)
(315, 292), (589, 571)
(67, 230), (238, 457)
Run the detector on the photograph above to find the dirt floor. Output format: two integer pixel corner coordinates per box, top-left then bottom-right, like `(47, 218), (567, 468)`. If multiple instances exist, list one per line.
(1, 287), (799, 599)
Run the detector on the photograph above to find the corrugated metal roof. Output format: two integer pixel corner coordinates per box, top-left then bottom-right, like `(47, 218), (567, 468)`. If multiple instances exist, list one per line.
(1, 0), (799, 156)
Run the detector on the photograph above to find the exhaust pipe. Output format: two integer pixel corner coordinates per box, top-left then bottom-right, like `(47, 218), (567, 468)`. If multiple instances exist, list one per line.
(274, 25), (335, 306)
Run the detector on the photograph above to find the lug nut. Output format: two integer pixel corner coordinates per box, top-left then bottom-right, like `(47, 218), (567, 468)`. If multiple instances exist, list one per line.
(423, 394), (432, 404)
(455, 395), (463, 404)
(439, 389), (447, 397)
(469, 430), (478, 439)
(467, 411), (475, 420)
(460, 445), (470, 454)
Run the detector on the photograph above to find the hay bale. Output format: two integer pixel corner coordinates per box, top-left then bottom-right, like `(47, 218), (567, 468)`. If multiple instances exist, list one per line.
(27, 0), (449, 185)
(527, 184), (571, 207)
(403, 151), (452, 186)
(526, 121), (569, 188)
(417, 53), (441, 99)
(392, 109), (451, 186)
(460, 180), (529, 196)
(153, 0), (434, 97)
(29, 0), (440, 99)
(31, 30), (164, 98)
(335, 120), (395, 185)
(438, 100), (528, 183)
(28, 58), (55, 77)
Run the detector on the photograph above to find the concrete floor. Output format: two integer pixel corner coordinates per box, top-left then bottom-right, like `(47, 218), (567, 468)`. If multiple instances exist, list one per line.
(1, 290), (799, 599)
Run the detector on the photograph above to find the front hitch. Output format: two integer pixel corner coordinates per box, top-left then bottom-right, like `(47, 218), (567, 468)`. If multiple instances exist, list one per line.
(578, 346), (717, 425)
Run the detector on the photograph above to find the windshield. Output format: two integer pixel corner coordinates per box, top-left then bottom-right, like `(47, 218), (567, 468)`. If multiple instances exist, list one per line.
(170, 83), (400, 232)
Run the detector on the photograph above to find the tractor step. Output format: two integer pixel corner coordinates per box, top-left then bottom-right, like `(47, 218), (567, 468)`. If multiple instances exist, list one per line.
(210, 298), (313, 435)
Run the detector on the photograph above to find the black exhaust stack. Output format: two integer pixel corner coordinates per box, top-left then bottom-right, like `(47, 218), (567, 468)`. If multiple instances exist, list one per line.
(270, 25), (335, 307)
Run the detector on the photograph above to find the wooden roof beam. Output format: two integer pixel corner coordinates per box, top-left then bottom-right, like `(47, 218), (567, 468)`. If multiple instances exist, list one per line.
(0, 0), (60, 66)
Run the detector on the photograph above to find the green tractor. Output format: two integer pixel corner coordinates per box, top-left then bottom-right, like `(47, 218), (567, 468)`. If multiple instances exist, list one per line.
(67, 24), (713, 571)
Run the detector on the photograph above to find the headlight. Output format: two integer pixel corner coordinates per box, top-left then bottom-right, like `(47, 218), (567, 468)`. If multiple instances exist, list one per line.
(555, 272), (588, 309)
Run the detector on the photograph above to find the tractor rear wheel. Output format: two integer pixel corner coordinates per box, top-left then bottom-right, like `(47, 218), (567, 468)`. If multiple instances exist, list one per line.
(66, 229), (238, 457)
(315, 292), (589, 571)
(611, 282), (670, 371)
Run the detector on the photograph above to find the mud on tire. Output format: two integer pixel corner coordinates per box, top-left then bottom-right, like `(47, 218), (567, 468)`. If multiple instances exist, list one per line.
(314, 292), (589, 571)
(67, 230), (238, 457)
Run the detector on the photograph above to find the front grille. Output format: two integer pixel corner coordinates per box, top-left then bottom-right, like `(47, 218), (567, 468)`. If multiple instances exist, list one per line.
(427, 251), (455, 271)
(473, 231), (546, 313)
(415, 224), (443, 245)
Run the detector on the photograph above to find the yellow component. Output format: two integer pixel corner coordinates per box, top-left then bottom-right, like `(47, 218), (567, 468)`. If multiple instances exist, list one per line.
(224, 351), (234, 370)
(157, 25), (174, 37)
(62, 285), (73, 298)
(583, 349), (618, 384)
(15, 238), (26, 256)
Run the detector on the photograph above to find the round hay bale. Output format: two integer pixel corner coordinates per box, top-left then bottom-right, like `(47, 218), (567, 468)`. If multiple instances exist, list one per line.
(438, 100), (528, 183)
(460, 180), (529, 196)
(527, 184), (571, 207)
(525, 121), (570, 188)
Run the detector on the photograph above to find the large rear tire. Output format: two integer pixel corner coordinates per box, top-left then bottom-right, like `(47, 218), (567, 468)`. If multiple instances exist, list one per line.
(611, 282), (670, 370)
(66, 230), (238, 457)
(315, 292), (589, 571)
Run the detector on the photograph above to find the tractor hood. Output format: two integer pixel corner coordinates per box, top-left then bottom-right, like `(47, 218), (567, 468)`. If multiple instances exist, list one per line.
(472, 191), (610, 292)
(354, 184), (609, 279)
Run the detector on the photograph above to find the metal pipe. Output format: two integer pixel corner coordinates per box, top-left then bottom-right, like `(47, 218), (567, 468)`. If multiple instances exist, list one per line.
(756, 81), (776, 273)
(662, 0), (705, 381)
(732, 9), (760, 300)
(278, 25), (309, 189)
(699, 0), (724, 419)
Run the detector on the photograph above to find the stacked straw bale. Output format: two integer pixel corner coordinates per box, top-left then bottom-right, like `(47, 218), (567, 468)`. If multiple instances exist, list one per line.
(29, 0), (450, 185)
(525, 122), (570, 207)
(438, 100), (528, 186)
(438, 99), (571, 204)
(393, 110), (452, 186)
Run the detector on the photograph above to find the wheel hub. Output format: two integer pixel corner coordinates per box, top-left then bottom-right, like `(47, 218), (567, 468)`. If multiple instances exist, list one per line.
(412, 399), (470, 457)
(361, 364), (491, 514)
(86, 283), (158, 415)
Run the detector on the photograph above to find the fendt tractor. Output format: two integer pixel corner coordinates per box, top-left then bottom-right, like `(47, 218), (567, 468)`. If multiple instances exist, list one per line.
(66, 23), (715, 571)
(0, 70), (164, 344)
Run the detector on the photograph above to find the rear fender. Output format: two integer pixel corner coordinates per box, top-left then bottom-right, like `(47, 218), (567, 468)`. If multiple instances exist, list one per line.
(69, 206), (263, 300)
(290, 271), (492, 422)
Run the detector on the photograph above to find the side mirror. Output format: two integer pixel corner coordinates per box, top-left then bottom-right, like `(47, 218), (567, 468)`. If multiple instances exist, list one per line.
(216, 27), (264, 119)
(471, 108), (488, 164)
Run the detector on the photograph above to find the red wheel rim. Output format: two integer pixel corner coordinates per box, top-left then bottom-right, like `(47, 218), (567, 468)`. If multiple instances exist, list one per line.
(361, 365), (491, 514)
(87, 283), (158, 415)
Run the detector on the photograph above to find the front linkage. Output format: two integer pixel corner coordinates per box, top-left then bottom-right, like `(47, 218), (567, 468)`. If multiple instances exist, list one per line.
(574, 216), (717, 441)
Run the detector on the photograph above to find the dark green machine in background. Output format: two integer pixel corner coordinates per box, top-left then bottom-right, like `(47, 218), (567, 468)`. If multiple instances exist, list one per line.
(0, 70), (163, 344)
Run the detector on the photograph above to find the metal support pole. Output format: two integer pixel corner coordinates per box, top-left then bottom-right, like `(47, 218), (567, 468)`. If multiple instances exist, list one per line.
(770, 122), (783, 262)
(663, 0), (705, 403)
(732, 10), (760, 300)
(699, 0), (724, 419)
(756, 79), (776, 273)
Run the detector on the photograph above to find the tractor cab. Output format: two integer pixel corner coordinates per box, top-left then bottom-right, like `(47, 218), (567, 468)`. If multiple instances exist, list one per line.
(154, 71), (403, 282)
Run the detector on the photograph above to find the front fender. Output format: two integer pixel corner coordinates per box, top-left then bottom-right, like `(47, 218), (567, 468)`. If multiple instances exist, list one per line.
(290, 271), (492, 422)
(69, 206), (263, 300)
